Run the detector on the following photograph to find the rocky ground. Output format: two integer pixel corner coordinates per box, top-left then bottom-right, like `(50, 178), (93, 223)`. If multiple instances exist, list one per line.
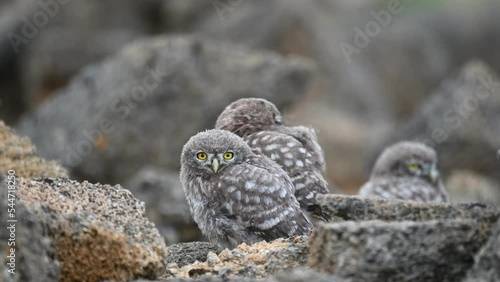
(1, 124), (500, 281)
(1, 1), (500, 281)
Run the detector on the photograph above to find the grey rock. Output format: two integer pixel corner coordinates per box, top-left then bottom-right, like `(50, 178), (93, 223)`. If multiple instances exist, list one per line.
(124, 167), (200, 244)
(16, 177), (167, 281)
(17, 36), (315, 184)
(464, 219), (500, 282)
(0, 174), (60, 282)
(317, 194), (500, 223)
(309, 219), (494, 282)
(166, 242), (219, 267)
(370, 61), (500, 184)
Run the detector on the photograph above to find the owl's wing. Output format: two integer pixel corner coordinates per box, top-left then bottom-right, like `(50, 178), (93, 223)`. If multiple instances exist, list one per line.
(245, 130), (332, 221)
(244, 130), (324, 173)
(359, 177), (446, 202)
(358, 178), (413, 200)
(278, 126), (326, 170)
(221, 154), (312, 241)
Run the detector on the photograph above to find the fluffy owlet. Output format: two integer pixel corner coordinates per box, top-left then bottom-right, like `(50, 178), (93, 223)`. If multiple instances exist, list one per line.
(215, 98), (332, 221)
(180, 129), (313, 249)
(358, 141), (449, 202)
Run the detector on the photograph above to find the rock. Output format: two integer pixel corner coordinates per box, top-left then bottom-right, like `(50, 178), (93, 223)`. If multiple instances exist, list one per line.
(16, 177), (167, 282)
(446, 170), (500, 206)
(0, 121), (68, 178)
(123, 167), (200, 244)
(0, 174), (60, 282)
(316, 194), (500, 223)
(18, 0), (158, 109)
(17, 36), (315, 184)
(371, 61), (500, 184)
(309, 220), (493, 281)
(465, 219), (500, 282)
(166, 237), (309, 280)
(166, 242), (220, 267)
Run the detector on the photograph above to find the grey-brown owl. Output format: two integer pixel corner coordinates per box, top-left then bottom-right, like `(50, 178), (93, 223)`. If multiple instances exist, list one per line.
(215, 98), (333, 221)
(358, 141), (449, 202)
(180, 129), (313, 249)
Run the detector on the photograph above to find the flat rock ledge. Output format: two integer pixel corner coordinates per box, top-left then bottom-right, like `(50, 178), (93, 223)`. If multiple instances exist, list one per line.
(15, 177), (167, 282)
(317, 194), (499, 223)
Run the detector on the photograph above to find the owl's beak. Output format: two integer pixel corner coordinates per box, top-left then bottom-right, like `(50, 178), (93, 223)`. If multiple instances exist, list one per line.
(429, 164), (440, 183)
(212, 158), (220, 173)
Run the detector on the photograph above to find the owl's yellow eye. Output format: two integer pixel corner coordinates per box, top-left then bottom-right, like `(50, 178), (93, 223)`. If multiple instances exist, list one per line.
(408, 163), (421, 171)
(197, 152), (208, 160)
(223, 152), (234, 160)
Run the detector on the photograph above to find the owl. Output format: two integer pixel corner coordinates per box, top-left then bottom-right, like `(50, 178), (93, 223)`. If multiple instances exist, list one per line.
(215, 98), (332, 221)
(358, 141), (449, 202)
(180, 129), (313, 249)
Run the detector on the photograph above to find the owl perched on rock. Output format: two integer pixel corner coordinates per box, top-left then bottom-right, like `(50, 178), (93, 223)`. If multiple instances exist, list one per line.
(359, 141), (449, 203)
(215, 98), (333, 221)
(180, 129), (313, 249)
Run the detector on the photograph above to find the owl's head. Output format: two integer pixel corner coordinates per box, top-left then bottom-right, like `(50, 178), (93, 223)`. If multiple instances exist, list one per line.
(215, 98), (283, 137)
(372, 141), (441, 184)
(181, 129), (251, 176)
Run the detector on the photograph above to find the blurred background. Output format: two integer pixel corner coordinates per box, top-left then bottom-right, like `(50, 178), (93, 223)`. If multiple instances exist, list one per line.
(1, 0), (500, 244)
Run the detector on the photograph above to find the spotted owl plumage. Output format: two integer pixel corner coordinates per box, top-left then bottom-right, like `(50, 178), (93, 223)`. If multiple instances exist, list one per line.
(215, 98), (333, 221)
(180, 129), (313, 249)
(358, 141), (449, 203)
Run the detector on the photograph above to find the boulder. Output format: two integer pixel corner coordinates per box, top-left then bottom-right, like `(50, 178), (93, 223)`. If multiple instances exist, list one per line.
(17, 36), (315, 184)
(309, 219), (493, 282)
(0, 174), (60, 282)
(16, 177), (167, 282)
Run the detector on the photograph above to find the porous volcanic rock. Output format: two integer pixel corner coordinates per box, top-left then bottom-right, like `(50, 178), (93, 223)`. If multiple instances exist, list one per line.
(16, 177), (167, 282)
(0, 174), (60, 282)
(309, 219), (493, 282)
(316, 194), (499, 223)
